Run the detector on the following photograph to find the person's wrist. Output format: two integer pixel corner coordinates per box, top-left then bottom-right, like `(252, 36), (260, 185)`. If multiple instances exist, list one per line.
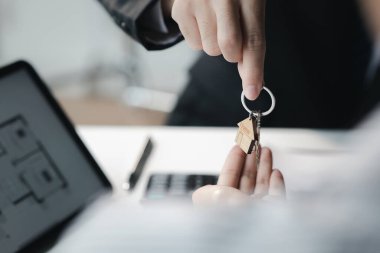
(161, 0), (175, 19)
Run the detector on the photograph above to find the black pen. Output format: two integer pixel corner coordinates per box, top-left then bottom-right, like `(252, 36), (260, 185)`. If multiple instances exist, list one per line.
(122, 137), (154, 191)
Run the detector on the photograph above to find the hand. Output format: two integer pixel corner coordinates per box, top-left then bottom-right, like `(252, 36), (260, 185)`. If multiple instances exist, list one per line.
(192, 146), (286, 206)
(162, 0), (266, 100)
(359, 0), (380, 38)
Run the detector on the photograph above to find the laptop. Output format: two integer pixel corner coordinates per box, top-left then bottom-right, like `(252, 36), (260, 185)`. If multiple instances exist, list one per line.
(0, 61), (112, 253)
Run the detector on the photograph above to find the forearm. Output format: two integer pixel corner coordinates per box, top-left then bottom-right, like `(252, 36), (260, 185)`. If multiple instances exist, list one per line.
(161, 0), (174, 19)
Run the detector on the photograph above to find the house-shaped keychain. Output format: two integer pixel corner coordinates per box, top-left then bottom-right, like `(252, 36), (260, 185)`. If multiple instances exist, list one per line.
(235, 117), (259, 154)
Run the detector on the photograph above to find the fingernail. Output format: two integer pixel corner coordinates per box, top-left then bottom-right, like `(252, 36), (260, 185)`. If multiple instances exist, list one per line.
(244, 86), (261, 100)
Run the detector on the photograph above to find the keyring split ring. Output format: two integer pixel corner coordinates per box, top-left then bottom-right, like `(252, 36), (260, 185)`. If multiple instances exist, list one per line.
(241, 86), (276, 116)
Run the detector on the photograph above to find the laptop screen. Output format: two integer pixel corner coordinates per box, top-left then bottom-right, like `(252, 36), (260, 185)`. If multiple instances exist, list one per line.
(0, 61), (111, 253)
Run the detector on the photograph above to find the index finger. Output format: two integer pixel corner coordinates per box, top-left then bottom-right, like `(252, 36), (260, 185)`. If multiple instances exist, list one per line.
(238, 0), (266, 100)
(217, 145), (246, 188)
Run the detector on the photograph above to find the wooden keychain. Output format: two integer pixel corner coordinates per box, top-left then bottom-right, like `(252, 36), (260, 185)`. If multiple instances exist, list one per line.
(235, 87), (276, 156)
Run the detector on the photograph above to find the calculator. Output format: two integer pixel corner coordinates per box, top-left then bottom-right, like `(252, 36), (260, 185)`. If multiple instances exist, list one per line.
(144, 173), (218, 201)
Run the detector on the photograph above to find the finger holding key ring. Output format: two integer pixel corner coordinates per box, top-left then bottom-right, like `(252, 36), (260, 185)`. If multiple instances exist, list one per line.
(241, 87), (276, 117)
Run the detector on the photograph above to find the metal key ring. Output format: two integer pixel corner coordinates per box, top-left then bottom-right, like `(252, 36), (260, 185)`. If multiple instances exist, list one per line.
(241, 86), (276, 116)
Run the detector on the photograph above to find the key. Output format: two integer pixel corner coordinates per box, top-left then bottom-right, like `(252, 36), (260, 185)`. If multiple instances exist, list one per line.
(253, 112), (261, 163)
(235, 112), (260, 155)
(237, 87), (276, 156)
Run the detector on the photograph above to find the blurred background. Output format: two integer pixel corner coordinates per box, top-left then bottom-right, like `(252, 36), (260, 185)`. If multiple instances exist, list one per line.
(0, 0), (199, 125)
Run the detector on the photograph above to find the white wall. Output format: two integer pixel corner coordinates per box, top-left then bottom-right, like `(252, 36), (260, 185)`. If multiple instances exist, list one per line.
(0, 0), (198, 95)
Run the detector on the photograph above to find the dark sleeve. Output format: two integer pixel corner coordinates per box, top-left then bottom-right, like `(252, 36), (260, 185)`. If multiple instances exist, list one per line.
(98, 0), (183, 50)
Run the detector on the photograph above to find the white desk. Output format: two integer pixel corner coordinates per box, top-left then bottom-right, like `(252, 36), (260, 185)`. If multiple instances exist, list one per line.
(77, 127), (349, 201)
(49, 126), (363, 253)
